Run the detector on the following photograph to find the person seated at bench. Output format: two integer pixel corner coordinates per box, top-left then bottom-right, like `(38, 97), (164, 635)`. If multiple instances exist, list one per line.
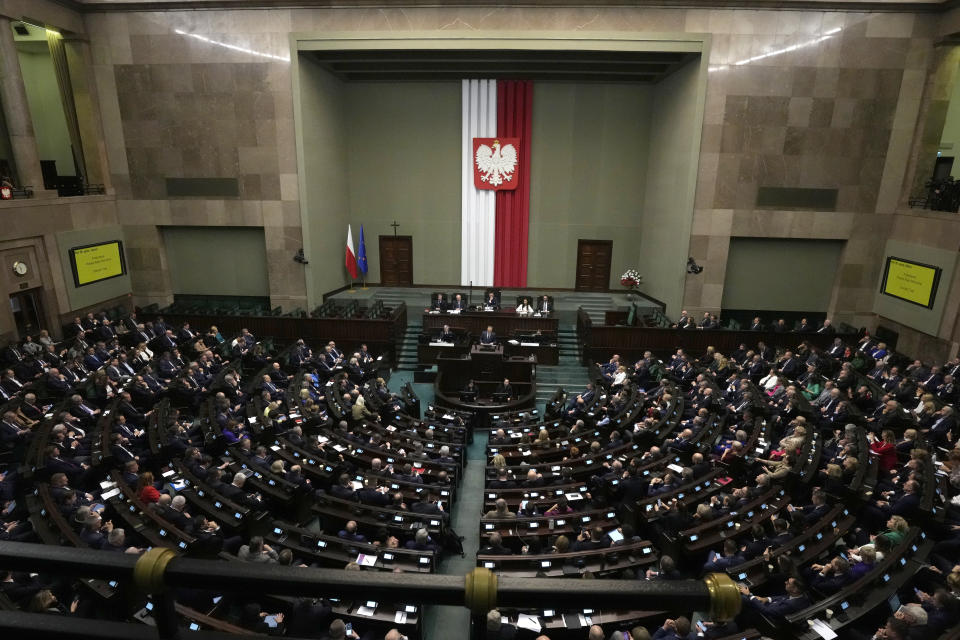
(738, 577), (810, 621)
(437, 324), (456, 342)
(485, 498), (516, 519)
(495, 378), (514, 401)
(516, 298), (533, 316)
(480, 531), (512, 555)
(427, 293), (446, 313)
(565, 383), (595, 417)
(483, 292), (499, 310)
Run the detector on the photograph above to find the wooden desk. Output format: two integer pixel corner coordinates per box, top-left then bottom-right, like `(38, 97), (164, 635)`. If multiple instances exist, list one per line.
(434, 352), (536, 423)
(422, 311), (558, 337)
(577, 309), (858, 365)
(505, 340), (559, 365)
(417, 341), (470, 365)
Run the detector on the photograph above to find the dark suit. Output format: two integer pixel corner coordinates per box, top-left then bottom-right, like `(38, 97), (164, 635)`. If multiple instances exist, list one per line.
(480, 330), (497, 345)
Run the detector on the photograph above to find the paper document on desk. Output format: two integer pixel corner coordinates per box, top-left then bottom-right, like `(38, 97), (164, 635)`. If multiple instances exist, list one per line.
(667, 463), (685, 474)
(356, 606), (376, 616)
(516, 614), (541, 632)
(508, 340), (520, 345)
(565, 492), (584, 501)
(810, 619), (837, 639)
(355, 553), (377, 567)
(394, 612), (407, 624)
(332, 444), (347, 452)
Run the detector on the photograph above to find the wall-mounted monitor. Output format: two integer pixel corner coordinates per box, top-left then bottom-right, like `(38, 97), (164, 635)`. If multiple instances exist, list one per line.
(880, 256), (941, 309)
(69, 241), (126, 287)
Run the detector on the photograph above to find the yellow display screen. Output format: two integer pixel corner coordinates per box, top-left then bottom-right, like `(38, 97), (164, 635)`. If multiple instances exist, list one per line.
(70, 241), (126, 287)
(881, 256), (941, 309)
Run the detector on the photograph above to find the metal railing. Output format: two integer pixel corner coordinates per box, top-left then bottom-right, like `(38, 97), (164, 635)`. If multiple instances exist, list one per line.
(0, 541), (740, 639)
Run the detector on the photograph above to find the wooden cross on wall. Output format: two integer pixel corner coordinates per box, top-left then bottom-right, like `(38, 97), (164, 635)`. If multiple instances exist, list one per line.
(391, 221), (400, 237)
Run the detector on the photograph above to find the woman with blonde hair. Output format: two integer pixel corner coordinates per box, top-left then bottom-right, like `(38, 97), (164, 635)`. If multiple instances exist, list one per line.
(552, 535), (570, 553)
(612, 365), (628, 387)
(490, 454), (507, 470)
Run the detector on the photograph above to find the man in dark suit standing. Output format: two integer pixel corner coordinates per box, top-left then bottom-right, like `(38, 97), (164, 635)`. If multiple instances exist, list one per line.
(495, 378), (513, 400)
(480, 326), (497, 345)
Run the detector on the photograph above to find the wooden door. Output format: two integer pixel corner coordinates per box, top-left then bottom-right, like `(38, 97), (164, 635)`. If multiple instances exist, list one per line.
(379, 236), (413, 286)
(575, 239), (612, 291)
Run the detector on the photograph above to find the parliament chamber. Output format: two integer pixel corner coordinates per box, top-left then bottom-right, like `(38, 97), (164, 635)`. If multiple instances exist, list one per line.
(3, 0), (960, 639)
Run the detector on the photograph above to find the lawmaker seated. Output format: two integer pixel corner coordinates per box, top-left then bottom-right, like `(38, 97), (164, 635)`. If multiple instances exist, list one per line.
(494, 378), (514, 401)
(426, 292), (446, 312)
(536, 294), (553, 314)
(448, 293), (468, 312)
(479, 325), (497, 345)
(436, 324), (456, 343)
(516, 297), (534, 316)
(483, 290), (500, 310)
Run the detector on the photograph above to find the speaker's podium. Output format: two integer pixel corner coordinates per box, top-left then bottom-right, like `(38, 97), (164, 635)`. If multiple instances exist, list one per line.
(434, 344), (536, 427)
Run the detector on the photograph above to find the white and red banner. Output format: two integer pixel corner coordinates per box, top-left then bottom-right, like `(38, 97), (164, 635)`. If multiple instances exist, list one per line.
(473, 137), (520, 190)
(460, 80), (532, 288)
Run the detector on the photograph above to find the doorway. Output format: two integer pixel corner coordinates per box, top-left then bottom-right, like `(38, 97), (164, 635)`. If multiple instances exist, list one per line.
(379, 236), (413, 286)
(10, 288), (45, 336)
(575, 239), (612, 291)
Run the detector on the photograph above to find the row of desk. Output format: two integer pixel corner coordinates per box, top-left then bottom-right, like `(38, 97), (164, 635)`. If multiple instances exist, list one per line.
(420, 311), (559, 365)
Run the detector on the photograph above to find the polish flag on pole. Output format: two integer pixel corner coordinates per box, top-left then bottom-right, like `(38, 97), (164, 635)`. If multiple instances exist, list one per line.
(345, 225), (358, 279)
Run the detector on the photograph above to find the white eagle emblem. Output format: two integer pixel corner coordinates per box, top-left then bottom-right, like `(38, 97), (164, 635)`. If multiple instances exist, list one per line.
(475, 139), (518, 187)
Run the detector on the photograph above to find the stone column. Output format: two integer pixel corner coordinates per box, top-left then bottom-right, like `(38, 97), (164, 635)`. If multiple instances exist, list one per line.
(0, 16), (53, 197)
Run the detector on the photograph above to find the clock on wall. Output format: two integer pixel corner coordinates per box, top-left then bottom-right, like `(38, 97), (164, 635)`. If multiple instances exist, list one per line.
(12, 261), (28, 276)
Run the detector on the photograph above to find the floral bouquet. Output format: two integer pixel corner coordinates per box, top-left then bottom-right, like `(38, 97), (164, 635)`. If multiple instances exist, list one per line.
(620, 269), (642, 289)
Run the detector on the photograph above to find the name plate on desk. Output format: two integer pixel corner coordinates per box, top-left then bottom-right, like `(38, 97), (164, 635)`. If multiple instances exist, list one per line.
(483, 306), (495, 311)
(431, 342), (456, 347)
(520, 342), (540, 347)
(447, 310), (461, 314)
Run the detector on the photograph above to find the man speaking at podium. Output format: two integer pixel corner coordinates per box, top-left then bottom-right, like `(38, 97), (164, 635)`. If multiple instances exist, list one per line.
(496, 378), (514, 401)
(480, 325), (497, 345)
